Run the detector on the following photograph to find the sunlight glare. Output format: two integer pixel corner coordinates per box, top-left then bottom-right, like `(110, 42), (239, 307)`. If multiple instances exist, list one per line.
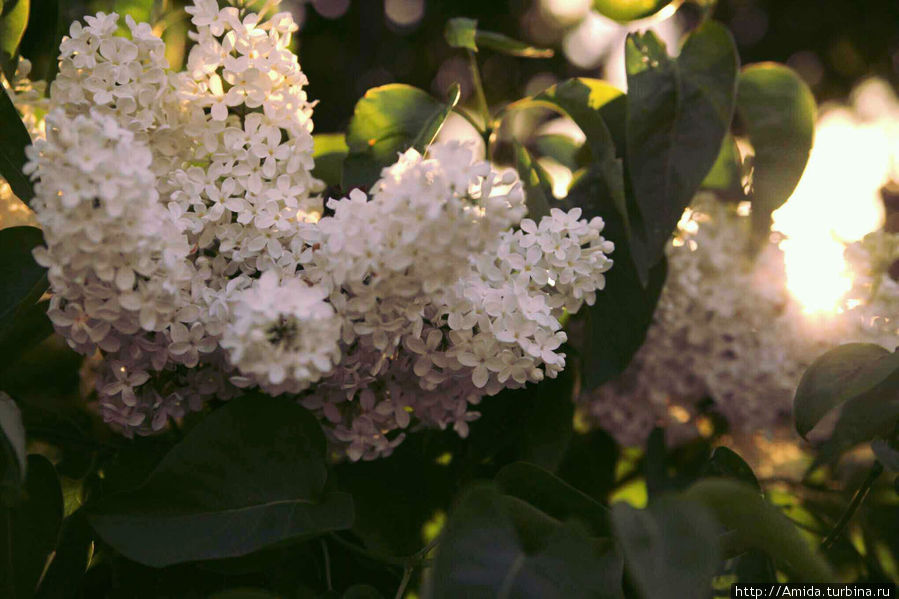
(772, 91), (894, 314)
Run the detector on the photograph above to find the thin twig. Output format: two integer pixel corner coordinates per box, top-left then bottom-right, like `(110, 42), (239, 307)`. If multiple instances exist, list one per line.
(821, 460), (884, 550)
(394, 566), (413, 599)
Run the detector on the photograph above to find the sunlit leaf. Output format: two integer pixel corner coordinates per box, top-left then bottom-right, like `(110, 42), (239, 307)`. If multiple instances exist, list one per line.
(312, 133), (348, 190)
(736, 63), (816, 237)
(342, 83), (460, 190)
(445, 17), (553, 57)
(593, 0), (677, 23)
(0, 0), (28, 79)
(683, 479), (835, 581)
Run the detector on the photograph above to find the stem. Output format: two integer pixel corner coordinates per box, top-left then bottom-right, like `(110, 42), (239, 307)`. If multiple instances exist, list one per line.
(466, 50), (491, 137)
(821, 460), (884, 550)
(394, 566), (413, 599)
(321, 539), (332, 592)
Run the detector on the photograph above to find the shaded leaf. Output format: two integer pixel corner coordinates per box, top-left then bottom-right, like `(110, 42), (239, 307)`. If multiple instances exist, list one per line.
(0, 31), (32, 205)
(0, 392), (25, 490)
(736, 63), (816, 237)
(342, 83), (460, 190)
(625, 22), (738, 281)
(683, 479), (835, 582)
(612, 497), (720, 599)
(704, 447), (760, 491)
(88, 395), (354, 567)
(312, 133), (348, 190)
(35, 510), (93, 599)
(496, 461), (610, 536)
(556, 429), (619, 502)
(872, 439), (899, 472)
(426, 484), (623, 599)
(793, 343), (899, 438)
(513, 141), (552, 220)
(534, 134), (587, 170)
(0, 454), (63, 599)
(334, 431), (456, 556)
(0, 226), (45, 326)
(342, 585), (384, 599)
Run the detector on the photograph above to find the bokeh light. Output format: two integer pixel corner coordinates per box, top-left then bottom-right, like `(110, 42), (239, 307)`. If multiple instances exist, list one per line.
(773, 78), (897, 314)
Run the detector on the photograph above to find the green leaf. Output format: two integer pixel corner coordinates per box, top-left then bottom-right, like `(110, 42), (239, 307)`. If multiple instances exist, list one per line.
(0, 85), (32, 204)
(17, 0), (61, 84)
(812, 368), (899, 468)
(0, 226), (46, 327)
(0, 0), (28, 79)
(593, 0), (677, 23)
(611, 497), (721, 599)
(534, 134), (587, 171)
(473, 31), (553, 58)
(513, 142), (552, 220)
(312, 133), (348, 190)
(579, 207), (668, 389)
(444, 17), (553, 57)
(333, 431), (456, 556)
(496, 462), (610, 536)
(88, 395), (354, 567)
(342, 83), (461, 190)
(528, 78), (628, 231)
(736, 63), (816, 237)
(0, 299), (52, 375)
(444, 17), (477, 51)
(35, 510), (93, 599)
(704, 447), (760, 491)
(426, 484), (624, 599)
(683, 479), (835, 582)
(342, 585), (384, 599)
(625, 22), (739, 281)
(556, 430), (619, 502)
(700, 133), (744, 198)
(0, 392), (25, 491)
(1, 454), (64, 599)
(209, 590), (280, 599)
(871, 439), (899, 472)
(793, 343), (899, 438)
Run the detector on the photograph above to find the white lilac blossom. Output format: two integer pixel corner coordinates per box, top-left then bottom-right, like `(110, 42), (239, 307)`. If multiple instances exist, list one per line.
(841, 229), (899, 350)
(222, 271), (341, 395)
(579, 194), (894, 447)
(25, 3), (617, 459)
(27, 4), (322, 437)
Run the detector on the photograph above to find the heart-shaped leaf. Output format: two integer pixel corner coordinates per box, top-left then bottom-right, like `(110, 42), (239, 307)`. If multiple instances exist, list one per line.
(342, 83), (460, 190)
(625, 21), (738, 281)
(736, 63), (816, 237)
(426, 484), (624, 599)
(89, 395), (354, 567)
(612, 497), (720, 599)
